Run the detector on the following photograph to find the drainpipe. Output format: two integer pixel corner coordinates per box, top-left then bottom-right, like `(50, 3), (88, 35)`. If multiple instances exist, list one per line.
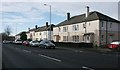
(106, 20), (108, 45)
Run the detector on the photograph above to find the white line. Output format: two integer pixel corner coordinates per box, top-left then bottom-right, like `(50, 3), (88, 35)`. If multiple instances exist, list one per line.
(23, 50), (31, 53)
(79, 51), (83, 52)
(39, 54), (61, 62)
(82, 66), (94, 70)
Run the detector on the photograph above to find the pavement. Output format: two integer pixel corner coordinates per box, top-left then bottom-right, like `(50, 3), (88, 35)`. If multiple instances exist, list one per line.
(2, 44), (119, 69)
(57, 45), (119, 54)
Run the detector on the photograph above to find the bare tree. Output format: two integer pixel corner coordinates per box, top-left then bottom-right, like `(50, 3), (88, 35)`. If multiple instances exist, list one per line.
(0, 32), (8, 41)
(4, 25), (12, 36)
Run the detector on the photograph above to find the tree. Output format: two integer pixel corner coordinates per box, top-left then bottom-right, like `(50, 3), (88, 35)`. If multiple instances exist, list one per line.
(0, 32), (8, 41)
(20, 32), (27, 41)
(4, 25), (12, 36)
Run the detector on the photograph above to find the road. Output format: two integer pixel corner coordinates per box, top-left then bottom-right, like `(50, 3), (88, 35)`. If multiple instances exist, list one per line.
(2, 44), (119, 69)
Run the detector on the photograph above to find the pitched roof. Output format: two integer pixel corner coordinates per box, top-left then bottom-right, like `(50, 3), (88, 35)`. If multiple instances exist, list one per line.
(16, 31), (26, 36)
(35, 24), (55, 32)
(56, 11), (120, 27)
(27, 24), (55, 32)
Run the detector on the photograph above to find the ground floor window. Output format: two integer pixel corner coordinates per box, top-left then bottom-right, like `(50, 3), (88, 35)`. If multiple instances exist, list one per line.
(63, 36), (68, 41)
(72, 35), (79, 42)
(101, 35), (104, 41)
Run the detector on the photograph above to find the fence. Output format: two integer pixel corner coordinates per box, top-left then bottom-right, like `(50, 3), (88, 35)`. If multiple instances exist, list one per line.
(54, 42), (93, 48)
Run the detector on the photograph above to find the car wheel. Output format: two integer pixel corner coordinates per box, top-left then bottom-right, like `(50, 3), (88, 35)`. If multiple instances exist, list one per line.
(53, 47), (55, 49)
(45, 46), (47, 49)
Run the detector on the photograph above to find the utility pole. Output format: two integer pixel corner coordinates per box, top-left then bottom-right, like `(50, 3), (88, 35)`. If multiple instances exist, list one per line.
(44, 4), (52, 40)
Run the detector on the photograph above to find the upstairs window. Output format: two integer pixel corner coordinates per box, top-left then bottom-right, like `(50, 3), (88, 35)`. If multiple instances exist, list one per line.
(72, 24), (79, 31)
(110, 23), (112, 28)
(63, 26), (68, 32)
(101, 21), (104, 27)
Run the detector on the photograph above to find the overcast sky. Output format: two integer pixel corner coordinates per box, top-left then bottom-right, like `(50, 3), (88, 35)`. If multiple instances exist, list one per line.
(0, 1), (120, 36)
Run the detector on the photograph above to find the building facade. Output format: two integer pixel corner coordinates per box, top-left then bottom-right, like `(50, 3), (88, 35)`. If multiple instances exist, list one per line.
(26, 24), (54, 41)
(53, 7), (120, 46)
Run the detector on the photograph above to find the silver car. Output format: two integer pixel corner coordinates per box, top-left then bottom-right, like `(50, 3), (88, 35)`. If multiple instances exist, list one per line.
(39, 40), (55, 49)
(29, 41), (40, 47)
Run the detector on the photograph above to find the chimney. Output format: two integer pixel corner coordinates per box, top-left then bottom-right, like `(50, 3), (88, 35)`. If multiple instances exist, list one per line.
(67, 12), (70, 21)
(86, 6), (89, 18)
(35, 25), (38, 29)
(28, 28), (30, 31)
(46, 22), (48, 28)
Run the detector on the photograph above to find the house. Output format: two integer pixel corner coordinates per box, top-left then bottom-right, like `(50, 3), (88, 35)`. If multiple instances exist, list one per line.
(26, 23), (55, 41)
(15, 31), (26, 40)
(53, 6), (120, 46)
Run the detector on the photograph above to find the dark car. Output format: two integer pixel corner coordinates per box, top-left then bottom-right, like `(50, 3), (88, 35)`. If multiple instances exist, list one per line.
(39, 40), (55, 49)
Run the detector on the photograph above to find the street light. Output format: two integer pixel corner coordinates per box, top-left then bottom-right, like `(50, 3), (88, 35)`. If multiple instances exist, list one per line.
(44, 4), (51, 40)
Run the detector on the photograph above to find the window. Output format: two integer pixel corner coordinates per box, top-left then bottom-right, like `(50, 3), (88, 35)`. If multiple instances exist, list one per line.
(72, 35), (79, 42)
(110, 23), (112, 28)
(39, 33), (41, 35)
(101, 35), (104, 41)
(63, 26), (68, 32)
(63, 36), (68, 41)
(101, 21), (104, 27)
(72, 24), (79, 31)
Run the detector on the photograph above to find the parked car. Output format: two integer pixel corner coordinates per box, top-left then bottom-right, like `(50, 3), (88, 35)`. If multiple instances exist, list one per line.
(15, 39), (22, 45)
(22, 41), (30, 46)
(29, 41), (40, 47)
(108, 41), (120, 49)
(39, 40), (55, 49)
(3, 40), (13, 44)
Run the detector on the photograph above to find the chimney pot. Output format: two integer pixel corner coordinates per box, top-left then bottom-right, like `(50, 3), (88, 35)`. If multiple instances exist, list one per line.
(67, 12), (70, 21)
(46, 22), (48, 28)
(86, 6), (89, 18)
(28, 28), (30, 31)
(35, 25), (38, 29)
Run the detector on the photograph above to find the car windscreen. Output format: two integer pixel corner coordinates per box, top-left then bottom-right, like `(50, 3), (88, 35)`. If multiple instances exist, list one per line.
(17, 40), (22, 41)
(111, 42), (120, 44)
(32, 41), (39, 43)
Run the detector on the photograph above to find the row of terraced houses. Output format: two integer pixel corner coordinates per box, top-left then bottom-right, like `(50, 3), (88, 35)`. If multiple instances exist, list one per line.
(15, 6), (120, 46)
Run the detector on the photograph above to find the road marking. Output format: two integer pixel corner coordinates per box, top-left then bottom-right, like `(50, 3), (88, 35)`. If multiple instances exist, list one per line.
(38, 54), (61, 62)
(23, 50), (31, 53)
(82, 66), (94, 70)
(79, 51), (83, 52)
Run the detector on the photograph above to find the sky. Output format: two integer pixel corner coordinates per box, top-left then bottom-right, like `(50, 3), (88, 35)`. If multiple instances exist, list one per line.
(0, 0), (120, 36)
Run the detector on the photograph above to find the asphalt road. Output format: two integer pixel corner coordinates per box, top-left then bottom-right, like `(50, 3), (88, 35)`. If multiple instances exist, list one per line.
(2, 44), (119, 69)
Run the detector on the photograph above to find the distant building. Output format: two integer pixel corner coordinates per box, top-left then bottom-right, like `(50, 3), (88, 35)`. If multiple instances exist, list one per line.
(53, 6), (120, 46)
(15, 31), (26, 40)
(26, 24), (55, 41)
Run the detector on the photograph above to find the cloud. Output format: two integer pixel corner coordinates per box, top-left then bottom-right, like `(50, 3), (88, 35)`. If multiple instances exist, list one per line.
(0, 2), (118, 35)
(1, 0), (120, 2)
(1, 2), (46, 25)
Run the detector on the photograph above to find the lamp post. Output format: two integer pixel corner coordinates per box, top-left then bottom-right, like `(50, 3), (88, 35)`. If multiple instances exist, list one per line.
(44, 4), (51, 40)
